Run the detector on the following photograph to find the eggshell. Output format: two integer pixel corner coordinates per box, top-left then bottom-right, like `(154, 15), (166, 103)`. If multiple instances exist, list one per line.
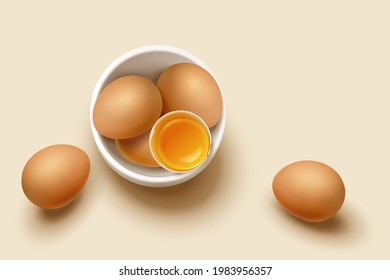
(115, 130), (159, 167)
(272, 160), (345, 222)
(157, 63), (222, 128)
(21, 144), (90, 209)
(93, 75), (162, 139)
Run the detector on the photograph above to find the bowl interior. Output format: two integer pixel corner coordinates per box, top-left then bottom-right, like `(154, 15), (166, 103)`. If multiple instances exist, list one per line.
(91, 47), (225, 186)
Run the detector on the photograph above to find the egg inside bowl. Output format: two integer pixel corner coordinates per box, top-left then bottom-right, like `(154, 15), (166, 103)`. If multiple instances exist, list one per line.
(90, 45), (226, 187)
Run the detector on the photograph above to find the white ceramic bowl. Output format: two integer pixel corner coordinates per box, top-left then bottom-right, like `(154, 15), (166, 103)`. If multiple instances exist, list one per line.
(90, 45), (226, 187)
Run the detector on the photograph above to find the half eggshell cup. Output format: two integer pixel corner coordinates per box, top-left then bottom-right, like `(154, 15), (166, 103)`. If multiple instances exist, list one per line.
(150, 110), (212, 173)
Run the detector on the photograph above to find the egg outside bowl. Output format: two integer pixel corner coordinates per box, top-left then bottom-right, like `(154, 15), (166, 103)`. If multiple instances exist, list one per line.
(90, 45), (226, 187)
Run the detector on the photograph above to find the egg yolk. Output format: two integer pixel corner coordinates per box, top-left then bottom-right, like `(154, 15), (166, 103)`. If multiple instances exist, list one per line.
(155, 118), (210, 172)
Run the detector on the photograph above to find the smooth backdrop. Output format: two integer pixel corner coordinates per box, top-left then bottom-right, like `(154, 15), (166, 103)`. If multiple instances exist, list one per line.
(1, 0), (389, 259)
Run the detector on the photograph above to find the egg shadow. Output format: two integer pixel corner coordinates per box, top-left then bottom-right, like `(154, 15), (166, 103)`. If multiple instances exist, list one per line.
(271, 200), (365, 243)
(108, 142), (226, 212)
(37, 194), (83, 221)
(22, 187), (88, 238)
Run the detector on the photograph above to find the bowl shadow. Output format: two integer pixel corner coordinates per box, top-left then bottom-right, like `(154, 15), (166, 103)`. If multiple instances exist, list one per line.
(108, 142), (227, 212)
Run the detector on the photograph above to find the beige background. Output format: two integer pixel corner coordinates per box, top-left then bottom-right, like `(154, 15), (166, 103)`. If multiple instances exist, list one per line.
(1, 0), (389, 259)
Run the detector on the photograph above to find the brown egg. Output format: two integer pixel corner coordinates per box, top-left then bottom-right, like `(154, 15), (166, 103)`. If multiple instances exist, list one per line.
(157, 63), (222, 128)
(115, 130), (159, 167)
(21, 145), (90, 209)
(272, 160), (345, 222)
(93, 75), (162, 139)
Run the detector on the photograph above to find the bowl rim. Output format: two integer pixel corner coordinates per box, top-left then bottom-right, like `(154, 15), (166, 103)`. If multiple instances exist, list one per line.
(90, 45), (226, 187)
